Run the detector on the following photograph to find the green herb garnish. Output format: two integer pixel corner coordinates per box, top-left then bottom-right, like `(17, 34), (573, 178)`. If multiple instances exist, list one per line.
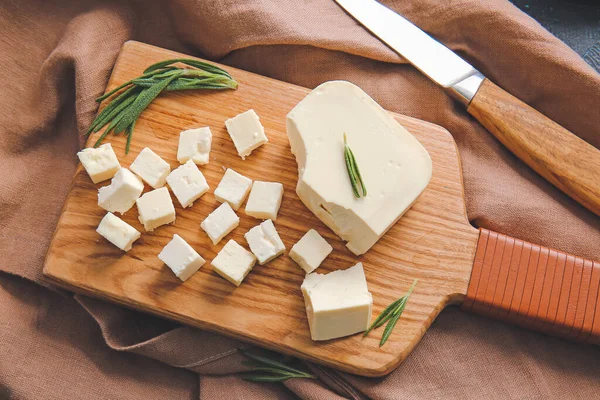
(364, 279), (417, 346)
(86, 58), (238, 154)
(343, 133), (367, 198)
(239, 349), (315, 382)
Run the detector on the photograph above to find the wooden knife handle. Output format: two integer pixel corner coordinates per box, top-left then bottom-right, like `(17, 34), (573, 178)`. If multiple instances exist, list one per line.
(462, 228), (600, 343)
(467, 79), (600, 217)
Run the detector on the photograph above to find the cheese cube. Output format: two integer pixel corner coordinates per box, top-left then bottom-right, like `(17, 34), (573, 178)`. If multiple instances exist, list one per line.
(214, 169), (252, 210)
(224, 109), (268, 159)
(96, 212), (141, 251)
(211, 240), (256, 286)
(244, 220), (285, 265)
(200, 202), (239, 245)
(290, 229), (333, 274)
(177, 127), (212, 165)
(77, 143), (120, 183)
(245, 181), (284, 220)
(158, 234), (205, 281)
(301, 262), (373, 341)
(130, 147), (171, 189)
(166, 160), (209, 208)
(136, 187), (176, 231)
(98, 168), (144, 214)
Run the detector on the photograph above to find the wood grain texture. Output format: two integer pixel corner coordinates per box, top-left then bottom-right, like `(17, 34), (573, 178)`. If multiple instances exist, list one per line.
(467, 79), (600, 217)
(463, 228), (600, 343)
(43, 41), (479, 377)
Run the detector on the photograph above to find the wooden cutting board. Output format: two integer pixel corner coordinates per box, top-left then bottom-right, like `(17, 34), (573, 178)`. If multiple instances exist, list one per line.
(43, 41), (480, 376)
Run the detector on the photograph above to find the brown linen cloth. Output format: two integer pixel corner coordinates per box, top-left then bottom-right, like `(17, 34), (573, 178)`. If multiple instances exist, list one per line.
(1, 0), (599, 399)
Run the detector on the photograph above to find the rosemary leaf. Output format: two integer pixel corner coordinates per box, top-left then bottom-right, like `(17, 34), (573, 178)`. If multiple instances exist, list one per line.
(363, 297), (404, 337)
(364, 279), (418, 347)
(343, 133), (367, 198)
(88, 58), (238, 153)
(243, 375), (295, 383)
(87, 86), (138, 135)
(348, 146), (367, 197)
(380, 310), (402, 347)
(113, 72), (181, 134)
(144, 58), (233, 79)
(92, 90), (138, 134)
(239, 349), (315, 382)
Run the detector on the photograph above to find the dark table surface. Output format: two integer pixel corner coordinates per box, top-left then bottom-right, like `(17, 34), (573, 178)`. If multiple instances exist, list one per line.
(511, 0), (600, 71)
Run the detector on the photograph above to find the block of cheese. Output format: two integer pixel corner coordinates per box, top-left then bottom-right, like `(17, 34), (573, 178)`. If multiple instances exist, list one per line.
(200, 202), (239, 245)
(177, 127), (212, 165)
(211, 239), (257, 286)
(289, 229), (333, 274)
(77, 143), (120, 183)
(130, 147), (171, 189)
(245, 181), (284, 221)
(244, 219), (285, 265)
(287, 81), (432, 255)
(96, 212), (141, 251)
(98, 168), (144, 214)
(136, 187), (176, 231)
(301, 262), (372, 341)
(166, 160), (209, 208)
(214, 168), (252, 211)
(158, 234), (205, 281)
(224, 109), (268, 159)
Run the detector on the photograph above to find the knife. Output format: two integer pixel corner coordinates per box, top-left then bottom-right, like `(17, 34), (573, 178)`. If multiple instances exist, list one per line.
(334, 0), (600, 217)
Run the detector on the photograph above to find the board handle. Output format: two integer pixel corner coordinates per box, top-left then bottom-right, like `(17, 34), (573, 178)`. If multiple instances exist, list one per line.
(467, 79), (600, 217)
(462, 228), (600, 343)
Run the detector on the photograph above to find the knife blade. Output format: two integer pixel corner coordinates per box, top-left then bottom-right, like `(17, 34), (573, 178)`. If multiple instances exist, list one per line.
(334, 0), (600, 217)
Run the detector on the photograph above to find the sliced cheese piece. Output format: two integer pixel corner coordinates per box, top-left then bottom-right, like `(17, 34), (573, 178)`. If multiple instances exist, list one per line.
(245, 181), (284, 220)
(211, 239), (257, 286)
(177, 127), (212, 165)
(98, 168), (144, 214)
(225, 109), (268, 159)
(286, 81), (432, 255)
(289, 229), (332, 274)
(166, 160), (209, 208)
(136, 187), (176, 231)
(96, 212), (140, 251)
(77, 143), (120, 183)
(158, 234), (205, 281)
(214, 168), (252, 211)
(200, 202), (239, 245)
(301, 262), (372, 341)
(130, 147), (171, 189)
(244, 219), (285, 265)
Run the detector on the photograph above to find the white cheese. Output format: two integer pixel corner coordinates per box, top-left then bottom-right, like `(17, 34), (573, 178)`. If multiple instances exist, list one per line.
(158, 234), (205, 281)
(98, 168), (144, 214)
(130, 147), (171, 189)
(287, 81), (432, 255)
(166, 160), (209, 208)
(211, 239), (257, 286)
(177, 127), (212, 165)
(96, 212), (141, 251)
(224, 109), (268, 159)
(214, 168), (252, 211)
(136, 187), (176, 231)
(289, 229), (333, 274)
(245, 181), (284, 220)
(244, 219), (285, 265)
(301, 262), (372, 341)
(200, 202), (239, 245)
(77, 143), (120, 184)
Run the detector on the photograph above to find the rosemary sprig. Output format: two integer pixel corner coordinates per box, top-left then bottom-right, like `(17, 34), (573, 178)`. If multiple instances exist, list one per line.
(364, 279), (417, 346)
(87, 58), (238, 154)
(343, 133), (367, 198)
(239, 349), (315, 382)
